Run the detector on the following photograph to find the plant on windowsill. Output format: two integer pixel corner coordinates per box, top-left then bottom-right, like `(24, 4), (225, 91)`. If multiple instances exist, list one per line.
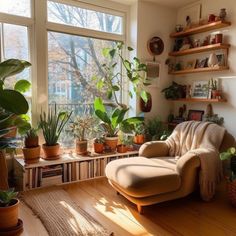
(22, 128), (41, 164)
(0, 188), (19, 231)
(70, 115), (97, 155)
(93, 137), (105, 154)
(93, 42), (149, 151)
(0, 59), (31, 190)
(94, 97), (143, 152)
(133, 122), (146, 145)
(220, 147), (236, 207)
(117, 135), (133, 153)
(39, 105), (72, 160)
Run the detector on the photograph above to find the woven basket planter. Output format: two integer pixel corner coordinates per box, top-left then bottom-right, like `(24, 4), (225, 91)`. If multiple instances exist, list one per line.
(228, 180), (236, 207)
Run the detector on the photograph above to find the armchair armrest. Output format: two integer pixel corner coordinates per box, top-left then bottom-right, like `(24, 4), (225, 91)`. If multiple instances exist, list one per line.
(176, 150), (200, 176)
(139, 141), (169, 158)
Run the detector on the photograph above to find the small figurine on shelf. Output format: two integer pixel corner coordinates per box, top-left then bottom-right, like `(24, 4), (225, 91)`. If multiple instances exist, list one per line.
(219, 8), (227, 21)
(186, 16), (191, 28)
(175, 24), (184, 32)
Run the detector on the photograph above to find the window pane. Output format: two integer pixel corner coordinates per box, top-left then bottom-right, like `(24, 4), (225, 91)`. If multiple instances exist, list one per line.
(1, 23), (31, 94)
(0, 0), (31, 17)
(48, 31), (121, 147)
(47, 1), (122, 35)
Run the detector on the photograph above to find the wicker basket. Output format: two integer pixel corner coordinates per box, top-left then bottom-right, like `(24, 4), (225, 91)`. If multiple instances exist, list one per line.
(228, 180), (236, 207)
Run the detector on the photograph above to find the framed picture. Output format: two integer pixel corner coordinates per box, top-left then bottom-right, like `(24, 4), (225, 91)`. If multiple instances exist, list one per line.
(145, 61), (160, 88)
(185, 59), (196, 70)
(192, 80), (209, 98)
(216, 54), (225, 66)
(196, 58), (208, 68)
(177, 2), (201, 27)
(188, 110), (204, 121)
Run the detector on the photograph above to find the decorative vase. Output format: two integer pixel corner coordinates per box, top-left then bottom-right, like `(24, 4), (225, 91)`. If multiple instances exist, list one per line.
(93, 142), (104, 154)
(42, 143), (60, 160)
(219, 8), (227, 21)
(105, 137), (118, 152)
(208, 14), (216, 22)
(208, 53), (218, 67)
(0, 199), (19, 229)
(139, 94), (152, 112)
(76, 140), (88, 155)
(23, 146), (41, 164)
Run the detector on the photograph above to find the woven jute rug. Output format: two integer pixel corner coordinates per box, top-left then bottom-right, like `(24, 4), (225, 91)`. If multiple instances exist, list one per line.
(21, 187), (113, 236)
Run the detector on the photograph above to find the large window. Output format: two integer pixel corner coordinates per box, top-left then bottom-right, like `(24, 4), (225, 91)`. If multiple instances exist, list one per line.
(0, 0), (126, 146)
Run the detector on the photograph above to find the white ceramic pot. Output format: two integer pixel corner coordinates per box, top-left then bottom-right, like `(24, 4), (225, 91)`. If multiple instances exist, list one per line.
(208, 53), (218, 67)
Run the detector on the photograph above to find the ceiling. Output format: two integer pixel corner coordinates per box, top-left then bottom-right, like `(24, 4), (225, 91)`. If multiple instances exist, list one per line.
(111, 0), (196, 8)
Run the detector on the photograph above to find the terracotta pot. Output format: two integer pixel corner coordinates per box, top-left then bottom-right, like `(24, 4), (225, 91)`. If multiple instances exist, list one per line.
(117, 144), (128, 153)
(133, 134), (145, 144)
(3, 126), (17, 138)
(94, 143), (104, 154)
(42, 143), (60, 159)
(139, 94), (152, 112)
(24, 136), (39, 148)
(23, 146), (41, 164)
(0, 199), (19, 229)
(76, 140), (87, 155)
(105, 137), (118, 152)
(212, 90), (221, 99)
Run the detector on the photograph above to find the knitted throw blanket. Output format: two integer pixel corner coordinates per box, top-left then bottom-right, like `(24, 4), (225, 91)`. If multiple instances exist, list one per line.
(166, 121), (225, 201)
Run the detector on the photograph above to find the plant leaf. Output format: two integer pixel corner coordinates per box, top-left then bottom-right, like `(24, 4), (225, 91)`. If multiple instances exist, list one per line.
(14, 79), (31, 93)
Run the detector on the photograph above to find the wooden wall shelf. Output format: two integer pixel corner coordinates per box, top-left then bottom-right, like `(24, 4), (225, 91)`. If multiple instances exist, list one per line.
(169, 43), (230, 57)
(169, 66), (229, 75)
(171, 98), (227, 103)
(170, 21), (231, 38)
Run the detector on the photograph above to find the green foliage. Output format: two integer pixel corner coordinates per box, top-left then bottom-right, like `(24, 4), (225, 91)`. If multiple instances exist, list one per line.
(0, 188), (18, 207)
(14, 79), (31, 93)
(39, 105), (72, 146)
(25, 128), (38, 139)
(94, 137), (105, 144)
(133, 122), (145, 135)
(162, 82), (186, 100)
(220, 147), (236, 182)
(94, 97), (143, 137)
(70, 115), (97, 141)
(0, 59), (31, 115)
(94, 42), (149, 108)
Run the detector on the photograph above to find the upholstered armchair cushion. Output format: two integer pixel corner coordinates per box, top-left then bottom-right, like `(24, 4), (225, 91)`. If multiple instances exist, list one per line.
(138, 141), (169, 158)
(105, 156), (181, 198)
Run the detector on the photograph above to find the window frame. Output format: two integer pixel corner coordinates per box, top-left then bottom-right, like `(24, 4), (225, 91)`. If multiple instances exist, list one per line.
(0, 0), (130, 128)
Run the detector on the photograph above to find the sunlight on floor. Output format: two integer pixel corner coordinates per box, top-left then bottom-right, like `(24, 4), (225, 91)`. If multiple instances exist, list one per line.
(94, 197), (153, 236)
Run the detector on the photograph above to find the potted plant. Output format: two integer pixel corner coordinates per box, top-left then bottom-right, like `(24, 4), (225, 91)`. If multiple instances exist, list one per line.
(0, 59), (31, 190)
(0, 188), (19, 230)
(133, 122), (146, 144)
(117, 136), (131, 153)
(70, 115), (96, 155)
(39, 106), (72, 160)
(220, 147), (236, 206)
(94, 137), (105, 154)
(161, 82), (186, 100)
(145, 117), (165, 141)
(22, 128), (40, 164)
(94, 98), (143, 152)
(209, 78), (221, 99)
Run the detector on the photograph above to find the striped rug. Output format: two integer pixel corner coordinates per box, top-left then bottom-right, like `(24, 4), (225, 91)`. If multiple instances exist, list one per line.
(21, 187), (112, 236)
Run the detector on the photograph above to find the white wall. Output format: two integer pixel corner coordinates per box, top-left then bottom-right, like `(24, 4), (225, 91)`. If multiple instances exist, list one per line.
(134, 0), (176, 121)
(174, 0), (236, 137)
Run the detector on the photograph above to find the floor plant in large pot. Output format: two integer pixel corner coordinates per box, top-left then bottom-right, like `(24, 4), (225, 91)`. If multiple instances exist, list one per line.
(93, 43), (149, 150)
(0, 59), (31, 190)
(39, 105), (72, 160)
(0, 188), (20, 231)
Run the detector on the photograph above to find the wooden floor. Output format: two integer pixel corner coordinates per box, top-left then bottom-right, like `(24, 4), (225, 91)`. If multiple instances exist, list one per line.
(19, 178), (236, 236)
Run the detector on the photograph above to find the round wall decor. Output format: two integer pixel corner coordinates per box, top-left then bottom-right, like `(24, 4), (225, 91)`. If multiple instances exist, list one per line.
(147, 37), (164, 56)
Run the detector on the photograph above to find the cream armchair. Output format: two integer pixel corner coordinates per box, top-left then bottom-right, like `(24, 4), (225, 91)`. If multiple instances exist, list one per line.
(105, 132), (235, 214)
